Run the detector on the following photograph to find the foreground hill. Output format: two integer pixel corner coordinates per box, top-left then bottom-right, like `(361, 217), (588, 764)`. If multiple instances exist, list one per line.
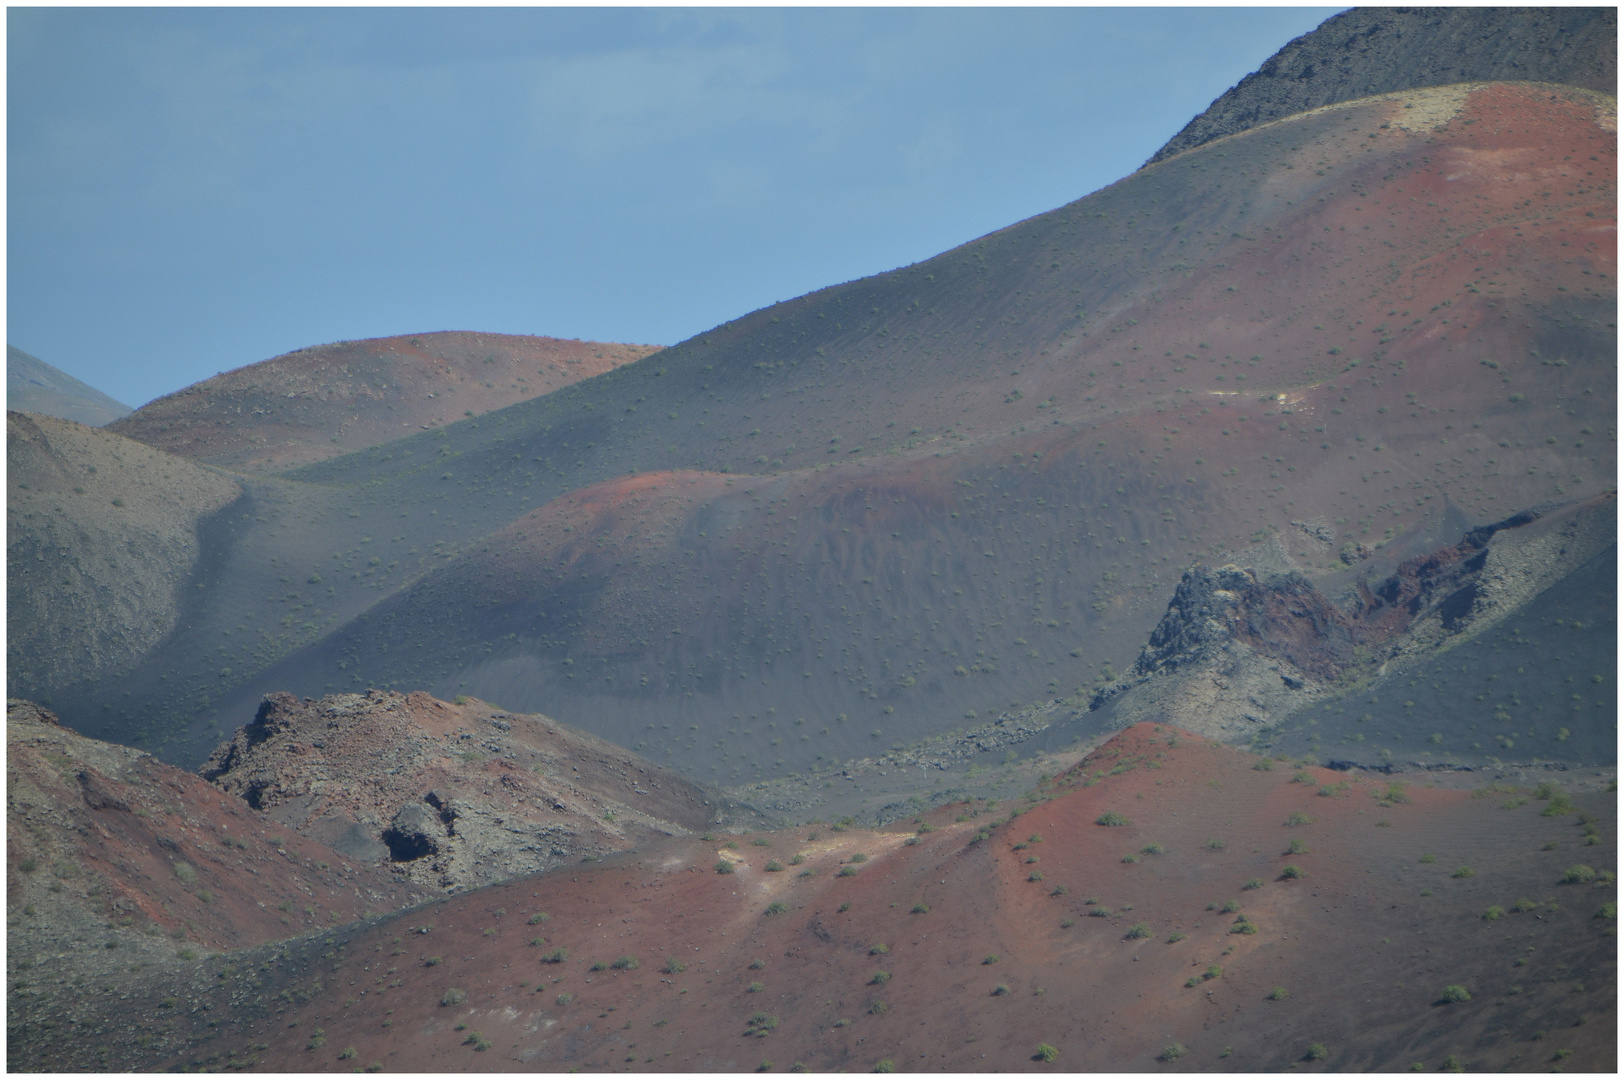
(150, 81), (1616, 775)
(6, 346), (132, 427)
(107, 332), (661, 474)
(9, 725), (1614, 1072)
(6, 700), (426, 977)
(201, 690), (751, 891)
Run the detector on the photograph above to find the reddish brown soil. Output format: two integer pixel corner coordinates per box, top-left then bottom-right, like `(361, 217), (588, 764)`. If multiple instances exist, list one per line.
(6, 700), (423, 960)
(15, 724), (1604, 1073)
(107, 331), (660, 473)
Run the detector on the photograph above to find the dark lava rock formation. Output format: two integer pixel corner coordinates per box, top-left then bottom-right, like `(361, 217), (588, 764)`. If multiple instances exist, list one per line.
(1147, 6), (1617, 165)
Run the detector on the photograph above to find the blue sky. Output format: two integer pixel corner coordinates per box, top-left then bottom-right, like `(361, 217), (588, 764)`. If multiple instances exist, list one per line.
(8, 7), (1338, 409)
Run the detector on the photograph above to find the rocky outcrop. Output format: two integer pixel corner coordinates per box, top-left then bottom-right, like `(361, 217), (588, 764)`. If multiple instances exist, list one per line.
(1088, 498), (1616, 741)
(201, 689), (735, 891)
(1147, 7), (1617, 166)
(7, 699), (414, 981)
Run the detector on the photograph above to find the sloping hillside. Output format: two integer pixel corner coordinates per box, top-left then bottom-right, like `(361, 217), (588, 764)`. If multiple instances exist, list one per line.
(108, 332), (661, 474)
(10, 724), (1615, 1072)
(7, 412), (242, 700)
(156, 82), (1615, 773)
(6, 346), (132, 427)
(6, 700), (425, 978)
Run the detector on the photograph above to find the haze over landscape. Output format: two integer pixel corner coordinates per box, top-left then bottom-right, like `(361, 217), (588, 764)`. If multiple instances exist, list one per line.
(6, 7), (1617, 1074)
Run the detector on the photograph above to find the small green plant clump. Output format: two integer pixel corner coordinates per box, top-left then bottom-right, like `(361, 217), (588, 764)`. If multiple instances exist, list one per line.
(1159, 1042), (1186, 1062)
(1096, 812), (1129, 827)
(463, 1031), (491, 1052)
(441, 988), (467, 1006)
(869, 943), (889, 955)
(1563, 865), (1597, 884)
(1452, 866), (1475, 879)
(1141, 843), (1165, 855)
(1035, 1043), (1060, 1063)
(765, 902), (789, 916)
(1166, 932), (1187, 944)
(1287, 837), (1308, 854)
(992, 984), (1011, 996)
(1483, 905), (1504, 921)
(1286, 812), (1313, 826)
(870, 971), (890, 985)
(611, 955), (639, 970)
(1125, 922), (1151, 939)
(1243, 878), (1264, 890)
(1280, 865), (1305, 880)
(662, 958), (686, 974)
(765, 860), (784, 872)
(1268, 986), (1289, 1000)
(1304, 1043), (1328, 1061)
(910, 902), (930, 914)
(1439, 985), (1472, 1003)
(716, 860), (735, 874)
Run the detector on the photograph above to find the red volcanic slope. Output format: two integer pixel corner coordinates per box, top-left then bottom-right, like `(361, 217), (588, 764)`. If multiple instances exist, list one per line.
(108, 331), (661, 472)
(69, 723), (1611, 1075)
(6, 701), (425, 960)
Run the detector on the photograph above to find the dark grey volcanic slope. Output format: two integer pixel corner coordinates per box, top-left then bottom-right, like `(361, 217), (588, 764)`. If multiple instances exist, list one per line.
(1148, 6), (1618, 166)
(7, 346), (132, 427)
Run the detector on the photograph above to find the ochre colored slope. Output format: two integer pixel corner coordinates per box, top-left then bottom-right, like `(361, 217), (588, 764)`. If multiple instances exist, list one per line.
(108, 331), (661, 473)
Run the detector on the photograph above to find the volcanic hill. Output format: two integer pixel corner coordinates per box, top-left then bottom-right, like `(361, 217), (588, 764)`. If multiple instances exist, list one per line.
(6, 346), (132, 427)
(108, 331), (661, 474)
(9, 724), (1615, 1072)
(113, 79), (1615, 778)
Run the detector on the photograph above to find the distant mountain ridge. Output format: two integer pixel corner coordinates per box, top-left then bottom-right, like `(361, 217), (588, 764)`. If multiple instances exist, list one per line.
(6, 345), (132, 427)
(1148, 6), (1618, 166)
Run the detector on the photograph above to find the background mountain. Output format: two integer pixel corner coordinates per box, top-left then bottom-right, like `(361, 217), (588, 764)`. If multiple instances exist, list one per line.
(106, 331), (661, 474)
(1147, 6), (1617, 165)
(19, 79), (1615, 783)
(6, 346), (132, 427)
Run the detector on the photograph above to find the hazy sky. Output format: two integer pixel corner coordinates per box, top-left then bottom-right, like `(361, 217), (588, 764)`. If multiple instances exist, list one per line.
(9, 6), (1338, 409)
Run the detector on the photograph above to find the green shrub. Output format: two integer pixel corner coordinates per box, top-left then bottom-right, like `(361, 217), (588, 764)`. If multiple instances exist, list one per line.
(1206, 838), (1225, 851)
(992, 984), (1011, 996)
(611, 955), (639, 970)
(1166, 932), (1186, 944)
(1219, 900), (1241, 914)
(867, 1000), (888, 1015)
(750, 959), (766, 970)
(527, 912), (550, 925)
(556, 993), (574, 1006)
(1511, 898), (1539, 913)
(1443, 1054), (1465, 1073)
(873, 1061), (895, 1073)
(1243, 878), (1263, 890)
(1035, 1043), (1059, 1063)
(1028, 870), (1044, 882)
(441, 988), (467, 1006)
(1439, 985), (1471, 1003)
(1483, 906), (1504, 921)
(541, 948), (568, 963)
(1141, 843), (1164, 856)
(1125, 922), (1151, 939)
(849, 853), (868, 864)
(716, 860), (735, 874)
(1121, 853), (1139, 864)
(765, 902), (789, 916)
(1286, 812), (1312, 826)
(869, 943), (889, 955)
(173, 862), (198, 884)
(1304, 1043), (1328, 1061)
(983, 954), (999, 965)
(838, 865), (860, 877)
(1452, 866), (1475, 879)
(1280, 865), (1305, 880)
(911, 902), (930, 914)
(1287, 838), (1308, 854)
(1230, 918), (1258, 935)
(749, 981), (765, 993)
(746, 1011), (779, 1033)
(1563, 865), (1597, 884)
(662, 958), (686, 974)
(1096, 812), (1129, 827)
(869, 971), (890, 985)
(1268, 986), (1289, 1000)
(1159, 1042), (1185, 1062)
(463, 1031), (491, 1051)
(765, 860), (784, 872)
